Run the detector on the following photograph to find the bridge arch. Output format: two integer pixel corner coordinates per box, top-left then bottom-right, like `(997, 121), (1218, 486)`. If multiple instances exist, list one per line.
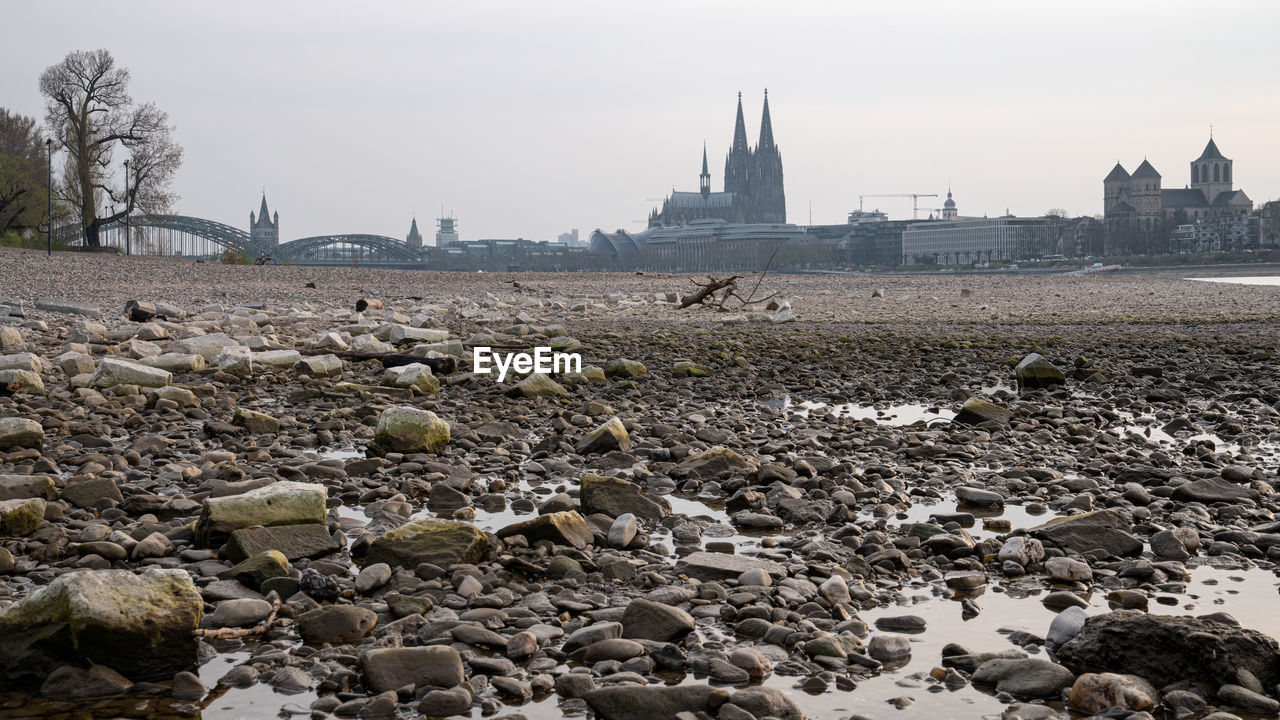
(276, 234), (423, 262)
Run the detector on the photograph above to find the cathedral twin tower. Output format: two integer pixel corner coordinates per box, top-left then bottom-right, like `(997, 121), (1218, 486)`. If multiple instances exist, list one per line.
(650, 91), (786, 227)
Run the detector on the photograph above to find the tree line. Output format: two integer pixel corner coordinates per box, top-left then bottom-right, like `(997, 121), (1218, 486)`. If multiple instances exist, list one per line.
(0, 49), (181, 248)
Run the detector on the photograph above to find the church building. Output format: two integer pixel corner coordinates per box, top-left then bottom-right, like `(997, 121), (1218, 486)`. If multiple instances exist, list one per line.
(649, 91), (786, 227)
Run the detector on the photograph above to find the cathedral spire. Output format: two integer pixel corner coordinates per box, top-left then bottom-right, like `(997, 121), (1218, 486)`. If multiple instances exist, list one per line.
(758, 88), (775, 151)
(731, 91), (749, 156)
(700, 141), (710, 197)
(258, 193), (270, 222)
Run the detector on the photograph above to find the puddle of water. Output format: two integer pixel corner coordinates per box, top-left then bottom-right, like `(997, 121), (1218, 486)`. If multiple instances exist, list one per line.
(761, 396), (955, 426)
(317, 447), (364, 461)
(1187, 276), (1280, 286)
(866, 496), (1055, 541)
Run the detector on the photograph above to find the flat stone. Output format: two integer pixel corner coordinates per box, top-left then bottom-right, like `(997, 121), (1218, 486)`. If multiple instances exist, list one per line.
(226, 524), (340, 563)
(674, 551), (786, 582)
(35, 299), (101, 317)
(362, 646), (464, 691)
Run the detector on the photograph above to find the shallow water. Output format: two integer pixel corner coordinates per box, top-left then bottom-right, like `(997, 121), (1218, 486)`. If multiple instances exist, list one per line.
(762, 396), (955, 426)
(1187, 276), (1280, 286)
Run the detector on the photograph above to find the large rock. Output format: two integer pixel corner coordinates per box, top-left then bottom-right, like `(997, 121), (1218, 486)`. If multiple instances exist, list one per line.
(507, 372), (569, 398)
(90, 357), (172, 389)
(0, 568), (202, 681)
(226, 523), (341, 563)
(35, 298), (101, 317)
(675, 446), (759, 478)
(294, 354), (344, 378)
(584, 684), (729, 720)
(953, 398), (1014, 426)
(297, 605), (377, 645)
(0, 474), (57, 501)
(1058, 611), (1280, 688)
(1031, 509), (1142, 557)
(1015, 353), (1066, 390)
(496, 510), (594, 549)
(575, 416), (631, 454)
(1067, 673), (1157, 714)
(0, 352), (41, 372)
(143, 352), (205, 373)
(382, 363), (440, 394)
(674, 551), (786, 582)
(194, 481), (327, 547)
(620, 598), (696, 642)
(0, 369), (44, 394)
(362, 646), (464, 692)
(250, 350), (302, 371)
(366, 519), (488, 570)
(0, 417), (43, 449)
(603, 359), (647, 378)
(172, 333), (241, 360)
(972, 657), (1075, 697)
(0, 497), (45, 535)
(1171, 477), (1260, 504)
(580, 474), (671, 520)
(372, 406), (450, 454)
(233, 407), (280, 434)
(60, 477), (123, 508)
(729, 686), (807, 720)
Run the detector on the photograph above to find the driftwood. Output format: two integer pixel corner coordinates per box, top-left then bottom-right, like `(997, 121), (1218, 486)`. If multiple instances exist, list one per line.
(194, 599), (287, 639)
(679, 247), (780, 310)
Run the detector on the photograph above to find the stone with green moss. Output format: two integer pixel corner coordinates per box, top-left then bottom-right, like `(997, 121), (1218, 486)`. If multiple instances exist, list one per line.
(366, 518), (488, 570)
(373, 406), (450, 453)
(0, 369), (44, 394)
(575, 416), (631, 455)
(194, 481), (327, 547)
(953, 398), (1013, 426)
(227, 549), (291, 591)
(0, 568), (203, 682)
(233, 407), (280, 434)
(507, 372), (569, 398)
(0, 497), (45, 535)
(604, 358), (647, 378)
(675, 446), (760, 478)
(672, 361), (713, 378)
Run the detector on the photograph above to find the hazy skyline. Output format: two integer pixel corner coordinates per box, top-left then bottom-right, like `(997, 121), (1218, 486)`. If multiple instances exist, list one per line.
(4, 1), (1279, 243)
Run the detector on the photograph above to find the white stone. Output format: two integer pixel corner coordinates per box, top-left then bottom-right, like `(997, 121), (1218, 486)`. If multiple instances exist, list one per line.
(90, 357), (172, 388)
(173, 333), (242, 361)
(143, 353), (206, 373)
(0, 353), (41, 373)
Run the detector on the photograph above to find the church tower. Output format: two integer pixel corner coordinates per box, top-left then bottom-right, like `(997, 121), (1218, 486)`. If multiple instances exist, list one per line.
(1190, 137), (1232, 205)
(405, 216), (423, 249)
(942, 188), (958, 220)
(724, 92), (751, 198)
(699, 142), (711, 198)
(750, 89), (786, 223)
(1129, 159), (1163, 230)
(250, 193), (279, 248)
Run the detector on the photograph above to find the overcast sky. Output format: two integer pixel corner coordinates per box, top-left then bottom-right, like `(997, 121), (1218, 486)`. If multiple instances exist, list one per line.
(4, 1), (1279, 243)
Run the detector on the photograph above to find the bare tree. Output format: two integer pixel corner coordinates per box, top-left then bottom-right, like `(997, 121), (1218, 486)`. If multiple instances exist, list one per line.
(40, 49), (182, 247)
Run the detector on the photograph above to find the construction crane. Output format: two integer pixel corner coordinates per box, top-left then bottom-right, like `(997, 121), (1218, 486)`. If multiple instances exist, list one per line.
(858, 193), (939, 219)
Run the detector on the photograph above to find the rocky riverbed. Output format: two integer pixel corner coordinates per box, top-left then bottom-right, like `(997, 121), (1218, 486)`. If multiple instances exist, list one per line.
(2, 247), (1280, 720)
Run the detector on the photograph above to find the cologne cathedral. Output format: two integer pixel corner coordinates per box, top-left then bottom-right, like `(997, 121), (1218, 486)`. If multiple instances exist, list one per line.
(649, 91), (786, 227)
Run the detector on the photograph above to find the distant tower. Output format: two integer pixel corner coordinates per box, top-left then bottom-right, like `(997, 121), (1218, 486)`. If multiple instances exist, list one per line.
(750, 88), (786, 223)
(436, 215), (458, 246)
(1103, 162), (1130, 211)
(1129, 159), (1163, 229)
(250, 193), (279, 248)
(699, 142), (711, 198)
(405, 217), (423, 249)
(1190, 136), (1232, 205)
(942, 187), (958, 220)
(724, 92), (751, 198)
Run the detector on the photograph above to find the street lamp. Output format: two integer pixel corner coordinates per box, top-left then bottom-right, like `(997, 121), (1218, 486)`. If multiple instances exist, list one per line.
(45, 138), (52, 257)
(123, 158), (130, 256)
